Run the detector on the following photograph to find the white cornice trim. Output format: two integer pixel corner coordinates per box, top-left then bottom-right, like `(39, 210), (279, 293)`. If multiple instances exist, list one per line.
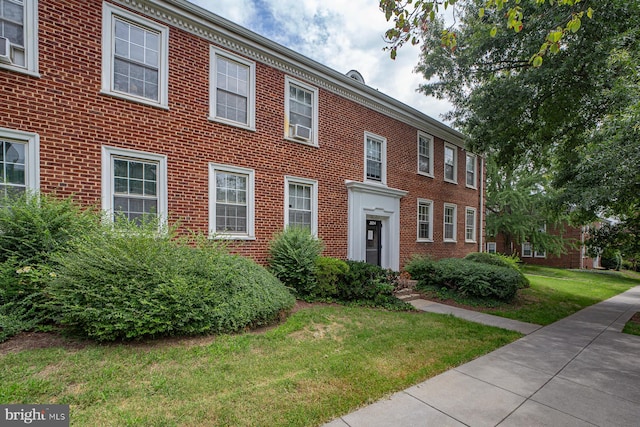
(345, 180), (408, 198)
(111, 0), (466, 147)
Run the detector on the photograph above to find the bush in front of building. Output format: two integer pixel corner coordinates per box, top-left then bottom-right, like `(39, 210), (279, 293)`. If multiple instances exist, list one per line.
(406, 256), (519, 302)
(464, 252), (530, 288)
(267, 226), (323, 297)
(314, 256), (349, 298)
(49, 219), (295, 342)
(600, 248), (622, 271)
(0, 192), (100, 341)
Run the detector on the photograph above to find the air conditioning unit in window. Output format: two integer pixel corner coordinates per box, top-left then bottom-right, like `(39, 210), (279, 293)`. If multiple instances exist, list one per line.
(0, 37), (11, 64)
(293, 124), (312, 141)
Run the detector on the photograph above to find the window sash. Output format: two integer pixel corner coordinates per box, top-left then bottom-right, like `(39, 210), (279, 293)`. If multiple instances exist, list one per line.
(366, 137), (382, 181)
(215, 56), (249, 124)
(465, 209), (476, 241)
(0, 138), (26, 198)
(112, 157), (159, 222)
(466, 155), (476, 187)
(418, 201), (431, 240)
(112, 17), (160, 101)
(288, 182), (312, 230)
(444, 205), (456, 240)
(215, 171), (248, 233)
(418, 135), (431, 175)
(444, 146), (456, 181)
(289, 84), (313, 130)
(522, 242), (532, 257)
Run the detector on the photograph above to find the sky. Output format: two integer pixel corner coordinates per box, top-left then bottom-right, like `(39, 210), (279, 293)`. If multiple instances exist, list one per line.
(190, 0), (454, 126)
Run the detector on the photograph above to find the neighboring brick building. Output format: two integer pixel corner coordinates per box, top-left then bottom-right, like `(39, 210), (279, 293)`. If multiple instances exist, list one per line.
(487, 225), (598, 269)
(1, 0), (485, 270)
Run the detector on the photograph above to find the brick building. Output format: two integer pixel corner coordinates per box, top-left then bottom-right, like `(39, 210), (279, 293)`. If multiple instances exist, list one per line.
(1, 0), (485, 270)
(487, 225), (598, 269)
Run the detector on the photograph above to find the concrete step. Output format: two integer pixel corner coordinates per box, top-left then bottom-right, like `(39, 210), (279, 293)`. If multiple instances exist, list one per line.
(397, 293), (422, 302)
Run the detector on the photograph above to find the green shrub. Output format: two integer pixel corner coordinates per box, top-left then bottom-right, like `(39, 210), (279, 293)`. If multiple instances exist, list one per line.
(411, 258), (519, 301)
(404, 255), (437, 283)
(0, 193), (99, 341)
(314, 257), (349, 298)
(49, 219), (295, 341)
(332, 261), (409, 310)
(464, 252), (530, 288)
(601, 248), (622, 271)
(0, 192), (98, 265)
(267, 227), (323, 297)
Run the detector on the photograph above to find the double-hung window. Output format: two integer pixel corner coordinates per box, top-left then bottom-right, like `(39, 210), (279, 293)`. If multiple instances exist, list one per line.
(0, 0), (38, 75)
(486, 242), (497, 254)
(465, 207), (476, 243)
(444, 144), (457, 183)
(365, 132), (387, 184)
(102, 146), (167, 224)
(0, 128), (39, 199)
(417, 199), (433, 242)
(418, 132), (433, 177)
(466, 153), (477, 188)
(443, 203), (457, 242)
(210, 47), (255, 130)
(285, 76), (318, 145)
(102, 3), (169, 107)
(522, 242), (532, 257)
(209, 164), (255, 239)
(284, 176), (318, 236)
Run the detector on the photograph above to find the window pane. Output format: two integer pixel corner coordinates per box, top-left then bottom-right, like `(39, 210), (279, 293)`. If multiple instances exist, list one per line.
(3, 1), (24, 23)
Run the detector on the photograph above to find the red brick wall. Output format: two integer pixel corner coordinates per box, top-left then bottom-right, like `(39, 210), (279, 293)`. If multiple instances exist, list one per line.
(1, 0), (483, 267)
(491, 226), (595, 269)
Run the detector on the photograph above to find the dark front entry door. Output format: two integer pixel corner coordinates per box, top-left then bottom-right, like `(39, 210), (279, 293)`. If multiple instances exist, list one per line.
(366, 220), (382, 266)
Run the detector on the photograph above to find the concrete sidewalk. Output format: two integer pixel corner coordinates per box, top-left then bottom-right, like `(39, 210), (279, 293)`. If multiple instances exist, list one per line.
(324, 286), (640, 427)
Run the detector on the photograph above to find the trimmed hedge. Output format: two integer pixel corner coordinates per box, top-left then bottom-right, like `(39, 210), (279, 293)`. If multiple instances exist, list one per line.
(49, 221), (295, 341)
(406, 257), (519, 302)
(464, 252), (530, 288)
(315, 257), (349, 298)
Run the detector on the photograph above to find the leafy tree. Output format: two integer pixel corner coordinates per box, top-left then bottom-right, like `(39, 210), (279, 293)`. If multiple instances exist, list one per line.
(485, 157), (568, 256)
(404, 0), (638, 254)
(380, 0), (593, 64)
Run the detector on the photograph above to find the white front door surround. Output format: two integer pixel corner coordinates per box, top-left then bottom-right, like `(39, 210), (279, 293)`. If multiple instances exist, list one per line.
(346, 180), (407, 270)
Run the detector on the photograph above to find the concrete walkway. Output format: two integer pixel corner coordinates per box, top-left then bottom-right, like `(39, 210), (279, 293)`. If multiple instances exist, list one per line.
(324, 286), (640, 427)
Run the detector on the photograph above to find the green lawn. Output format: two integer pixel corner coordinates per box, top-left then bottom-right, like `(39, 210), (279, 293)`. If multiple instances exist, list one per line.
(482, 266), (640, 325)
(0, 305), (520, 427)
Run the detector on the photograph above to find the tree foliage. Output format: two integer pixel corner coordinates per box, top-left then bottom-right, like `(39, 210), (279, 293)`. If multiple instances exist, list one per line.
(405, 0), (639, 256)
(380, 0), (593, 65)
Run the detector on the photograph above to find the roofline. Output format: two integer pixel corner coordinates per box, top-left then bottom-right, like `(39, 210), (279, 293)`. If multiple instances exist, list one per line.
(122, 0), (467, 146)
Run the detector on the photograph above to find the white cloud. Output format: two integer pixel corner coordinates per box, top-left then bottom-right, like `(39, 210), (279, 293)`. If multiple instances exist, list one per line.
(190, 0), (454, 125)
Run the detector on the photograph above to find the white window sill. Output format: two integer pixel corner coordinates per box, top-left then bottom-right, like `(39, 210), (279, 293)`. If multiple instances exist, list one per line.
(209, 116), (255, 132)
(210, 234), (256, 241)
(0, 64), (40, 77)
(418, 172), (434, 179)
(284, 136), (319, 148)
(417, 239), (433, 243)
(444, 239), (457, 243)
(100, 90), (169, 110)
(444, 179), (458, 185)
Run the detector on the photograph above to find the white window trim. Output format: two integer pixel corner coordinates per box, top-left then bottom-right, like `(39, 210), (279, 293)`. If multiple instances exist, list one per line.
(101, 146), (168, 225)
(284, 76), (319, 146)
(0, 0), (38, 76)
(444, 143), (458, 184)
(284, 176), (318, 236)
(535, 249), (547, 258)
(443, 203), (457, 242)
(522, 242), (533, 258)
(0, 127), (40, 191)
(209, 46), (256, 131)
(465, 207), (477, 243)
(466, 153), (477, 189)
(101, 2), (169, 109)
(417, 198), (433, 242)
(364, 131), (387, 185)
(417, 131), (434, 178)
(209, 163), (255, 240)
(486, 242), (497, 253)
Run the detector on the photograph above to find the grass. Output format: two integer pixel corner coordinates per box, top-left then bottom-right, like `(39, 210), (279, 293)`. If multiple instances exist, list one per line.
(0, 305), (521, 426)
(481, 266), (640, 325)
(623, 313), (640, 336)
